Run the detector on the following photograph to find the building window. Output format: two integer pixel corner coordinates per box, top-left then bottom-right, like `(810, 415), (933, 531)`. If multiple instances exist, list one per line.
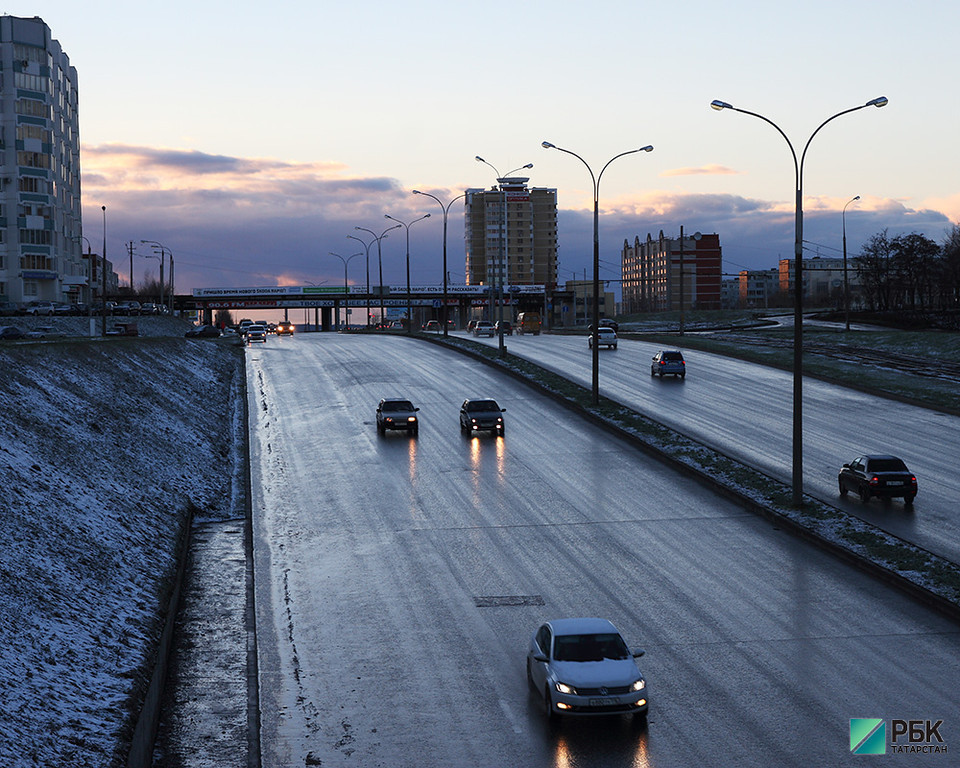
(18, 177), (51, 194)
(23, 281), (39, 297)
(19, 230), (53, 246)
(17, 151), (51, 169)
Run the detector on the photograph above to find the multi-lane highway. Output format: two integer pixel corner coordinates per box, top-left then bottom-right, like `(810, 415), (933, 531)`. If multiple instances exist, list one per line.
(463, 329), (960, 564)
(247, 333), (960, 767)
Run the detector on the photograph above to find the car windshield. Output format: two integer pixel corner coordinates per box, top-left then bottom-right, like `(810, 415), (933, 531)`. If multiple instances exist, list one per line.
(868, 458), (908, 472)
(384, 401), (415, 411)
(554, 633), (629, 662)
(466, 400), (499, 413)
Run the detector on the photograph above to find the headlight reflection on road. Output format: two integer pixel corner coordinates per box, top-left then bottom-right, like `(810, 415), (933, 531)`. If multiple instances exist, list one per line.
(551, 725), (651, 768)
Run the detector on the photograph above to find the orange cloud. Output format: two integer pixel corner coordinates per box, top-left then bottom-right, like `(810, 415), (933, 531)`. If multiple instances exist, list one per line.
(660, 164), (740, 178)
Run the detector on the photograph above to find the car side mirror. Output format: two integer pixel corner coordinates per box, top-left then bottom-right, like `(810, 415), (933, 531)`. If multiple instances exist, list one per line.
(414, 407), (420, 412)
(632, 648), (645, 658)
(533, 653), (548, 663)
(501, 408), (506, 412)
(842, 463), (850, 469)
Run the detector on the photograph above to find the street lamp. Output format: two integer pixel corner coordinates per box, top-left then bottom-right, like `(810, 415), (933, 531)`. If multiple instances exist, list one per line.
(710, 96), (888, 506)
(385, 213), (431, 334)
(140, 240), (173, 315)
(346, 234), (374, 328)
(356, 224), (400, 326)
(329, 251), (363, 330)
(842, 195), (860, 331)
(541, 141), (653, 404)
(413, 189), (467, 337)
(101, 206), (108, 337)
(475, 157), (533, 356)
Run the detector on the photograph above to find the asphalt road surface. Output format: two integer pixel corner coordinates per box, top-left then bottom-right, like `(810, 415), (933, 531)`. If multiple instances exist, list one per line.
(464, 330), (960, 564)
(248, 333), (960, 768)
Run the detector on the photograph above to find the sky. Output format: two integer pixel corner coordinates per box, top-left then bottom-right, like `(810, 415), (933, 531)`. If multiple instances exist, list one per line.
(12, 1), (960, 298)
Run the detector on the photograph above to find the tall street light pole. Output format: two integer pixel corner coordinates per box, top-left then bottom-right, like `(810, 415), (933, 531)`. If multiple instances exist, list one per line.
(356, 224), (400, 326)
(413, 189), (467, 337)
(141, 240), (173, 314)
(101, 206), (108, 337)
(475, 158), (533, 357)
(329, 251), (363, 330)
(347, 234), (374, 328)
(710, 96), (888, 507)
(541, 141), (653, 404)
(842, 195), (860, 332)
(385, 213), (430, 334)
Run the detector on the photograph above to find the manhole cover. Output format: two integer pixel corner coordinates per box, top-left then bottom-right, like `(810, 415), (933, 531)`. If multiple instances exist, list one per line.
(473, 595), (545, 608)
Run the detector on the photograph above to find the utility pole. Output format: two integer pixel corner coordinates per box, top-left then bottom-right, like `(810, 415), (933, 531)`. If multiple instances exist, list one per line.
(127, 241), (135, 292)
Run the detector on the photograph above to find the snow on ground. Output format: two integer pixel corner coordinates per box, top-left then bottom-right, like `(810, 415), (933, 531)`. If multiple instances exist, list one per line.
(0, 320), (244, 767)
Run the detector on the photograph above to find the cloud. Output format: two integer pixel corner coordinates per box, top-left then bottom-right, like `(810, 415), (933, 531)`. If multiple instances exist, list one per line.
(79, 144), (958, 297)
(660, 164), (740, 177)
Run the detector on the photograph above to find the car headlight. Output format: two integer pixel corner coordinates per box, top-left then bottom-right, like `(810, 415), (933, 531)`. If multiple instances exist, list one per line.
(555, 682), (577, 695)
(407, 417), (417, 423)
(631, 678), (646, 692)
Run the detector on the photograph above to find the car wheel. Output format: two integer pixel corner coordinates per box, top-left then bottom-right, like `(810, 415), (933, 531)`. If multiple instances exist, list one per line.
(658, 370), (664, 378)
(651, 368), (656, 376)
(498, 425), (505, 437)
(412, 426), (419, 437)
(839, 480), (848, 496)
(526, 659), (535, 690)
(859, 484), (871, 503)
(544, 686), (557, 722)
(680, 372), (685, 378)
(904, 494), (915, 506)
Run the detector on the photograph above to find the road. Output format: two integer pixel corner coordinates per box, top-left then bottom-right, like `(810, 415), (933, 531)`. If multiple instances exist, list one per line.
(464, 330), (960, 564)
(248, 333), (960, 767)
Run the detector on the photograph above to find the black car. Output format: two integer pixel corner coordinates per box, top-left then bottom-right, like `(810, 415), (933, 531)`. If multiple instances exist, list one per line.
(459, 398), (506, 436)
(376, 398), (420, 436)
(838, 455), (917, 505)
(185, 324), (222, 338)
(0, 325), (24, 340)
(494, 320), (513, 336)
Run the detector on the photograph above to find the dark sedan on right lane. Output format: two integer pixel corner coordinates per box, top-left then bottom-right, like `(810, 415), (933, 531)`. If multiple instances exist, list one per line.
(838, 454), (917, 506)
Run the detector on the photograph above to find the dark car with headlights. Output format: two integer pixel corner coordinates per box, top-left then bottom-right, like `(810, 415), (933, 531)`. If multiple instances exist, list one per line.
(376, 398), (420, 436)
(839, 454), (917, 506)
(459, 398), (505, 436)
(185, 324), (222, 338)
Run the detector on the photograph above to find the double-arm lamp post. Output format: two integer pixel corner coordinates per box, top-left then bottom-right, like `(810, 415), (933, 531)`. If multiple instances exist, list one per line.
(346, 234), (374, 328)
(541, 141), (654, 405)
(474, 158), (533, 356)
(412, 189), (466, 337)
(356, 224), (400, 326)
(329, 251), (363, 330)
(140, 239), (174, 314)
(842, 195), (860, 332)
(384, 213), (430, 334)
(710, 96), (888, 506)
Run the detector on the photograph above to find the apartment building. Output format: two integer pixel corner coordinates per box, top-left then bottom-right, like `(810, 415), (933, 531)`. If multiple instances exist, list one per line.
(464, 177), (558, 289)
(778, 256), (862, 307)
(621, 230), (722, 313)
(0, 15), (85, 307)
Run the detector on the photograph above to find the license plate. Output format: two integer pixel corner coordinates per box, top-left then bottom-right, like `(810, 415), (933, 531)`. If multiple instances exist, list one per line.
(589, 697), (618, 707)
(887, 480), (903, 486)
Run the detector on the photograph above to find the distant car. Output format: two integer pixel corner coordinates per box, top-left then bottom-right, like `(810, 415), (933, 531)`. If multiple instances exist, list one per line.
(473, 321), (495, 338)
(0, 325), (24, 340)
(494, 320), (513, 336)
(838, 455), (917, 506)
(246, 324), (267, 344)
(114, 301), (141, 316)
(276, 321), (295, 335)
(376, 398), (420, 436)
(105, 322), (139, 337)
(459, 398), (505, 436)
(423, 320), (442, 333)
(185, 324), (222, 338)
(527, 618), (648, 721)
(24, 301), (55, 316)
(140, 302), (160, 315)
(651, 350), (686, 378)
(0, 298), (17, 316)
(588, 319), (620, 333)
(589, 327), (618, 349)
(52, 303), (73, 316)
(516, 312), (541, 335)
(390, 320), (405, 329)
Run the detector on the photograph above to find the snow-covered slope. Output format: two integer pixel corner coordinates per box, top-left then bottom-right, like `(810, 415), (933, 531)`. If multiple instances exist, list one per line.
(0, 334), (243, 767)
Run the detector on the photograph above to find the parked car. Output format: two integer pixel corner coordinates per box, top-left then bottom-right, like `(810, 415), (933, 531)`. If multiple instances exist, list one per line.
(0, 298), (17, 316)
(838, 455), (917, 505)
(140, 302), (160, 315)
(376, 398), (420, 436)
(276, 321), (295, 335)
(589, 327), (618, 349)
(0, 325), (24, 340)
(473, 321), (495, 337)
(651, 350), (686, 378)
(246, 324), (267, 344)
(24, 301), (55, 316)
(114, 301), (141, 316)
(106, 322), (139, 337)
(459, 398), (505, 436)
(24, 326), (65, 339)
(527, 618), (648, 721)
(52, 302), (73, 316)
(494, 320), (513, 336)
(185, 324), (222, 338)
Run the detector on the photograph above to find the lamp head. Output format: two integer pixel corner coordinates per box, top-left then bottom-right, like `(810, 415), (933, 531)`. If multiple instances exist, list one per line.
(522, 163), (533, 169)
(854, 195), (861, 201)
(475, 155), (485, 163)
(710, 99), (733, 111)
(867, 96), (888, 108)
(640, 145), (654, 153)
(412, 189), (422, 195)
(541, 141), (556, 149)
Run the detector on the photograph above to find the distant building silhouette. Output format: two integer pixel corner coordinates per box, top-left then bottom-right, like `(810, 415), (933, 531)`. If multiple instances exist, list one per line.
(621, 231), (722, 313)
